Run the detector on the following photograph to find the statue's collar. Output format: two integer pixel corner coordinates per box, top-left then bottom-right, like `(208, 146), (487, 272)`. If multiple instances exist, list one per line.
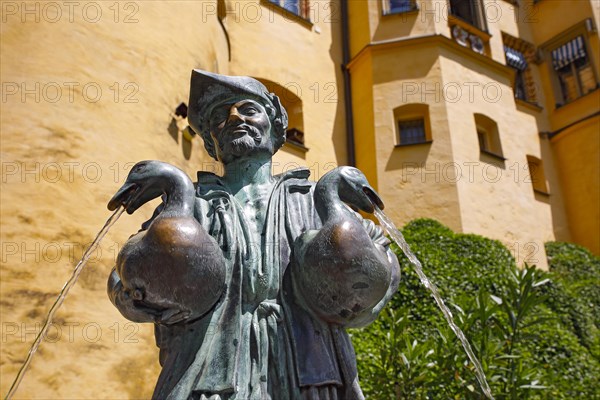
(196, 167), (312, 196)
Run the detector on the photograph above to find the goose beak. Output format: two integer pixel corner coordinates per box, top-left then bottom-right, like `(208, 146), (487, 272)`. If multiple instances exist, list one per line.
(362, 186), (385, 211)
(107, 182), (139, 211)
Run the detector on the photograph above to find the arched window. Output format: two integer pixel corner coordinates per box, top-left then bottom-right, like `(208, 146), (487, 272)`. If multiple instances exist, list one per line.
(526, 155), (549, 195)
(393, 103), (432, 146)
(255, 78), (306, 149)
(474, 113), (504, 159)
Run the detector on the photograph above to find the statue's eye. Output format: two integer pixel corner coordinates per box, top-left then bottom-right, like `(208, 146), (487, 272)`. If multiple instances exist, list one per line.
(243, 106), (258, 115)
(212, 111), (227, 124)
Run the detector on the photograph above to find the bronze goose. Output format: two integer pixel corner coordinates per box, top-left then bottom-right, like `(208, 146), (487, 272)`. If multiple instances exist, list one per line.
(108, 160), (225, 325)
(291, 167), (393, 327)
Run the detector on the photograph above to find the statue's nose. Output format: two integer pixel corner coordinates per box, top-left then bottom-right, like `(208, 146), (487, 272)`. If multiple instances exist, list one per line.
(226, 106), (244, 124)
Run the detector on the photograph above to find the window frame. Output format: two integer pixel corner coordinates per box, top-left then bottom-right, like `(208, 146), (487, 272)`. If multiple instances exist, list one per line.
(448, 0), (487, 32)
(266, 0), (312, 22)
(393, 104), (433, 147)
(502, 36), (539, 105)
(381, 0), (418, 15)
(526, 155), (550, 196)
(397, 118), (428, 146)
(542, 20), (599, 108)
(474, 113), (505, 161)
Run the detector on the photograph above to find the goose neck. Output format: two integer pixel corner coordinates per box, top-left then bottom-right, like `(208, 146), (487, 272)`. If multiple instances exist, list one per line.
(160, 168), (195, 218)
(315, 176), (353, 223)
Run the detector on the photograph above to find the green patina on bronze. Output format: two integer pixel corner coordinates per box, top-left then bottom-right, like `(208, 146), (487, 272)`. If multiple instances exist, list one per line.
(108, 70), (400, 400)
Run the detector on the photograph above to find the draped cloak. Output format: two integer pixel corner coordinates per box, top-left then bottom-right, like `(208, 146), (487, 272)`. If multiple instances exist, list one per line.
(147, 168), (398, 400)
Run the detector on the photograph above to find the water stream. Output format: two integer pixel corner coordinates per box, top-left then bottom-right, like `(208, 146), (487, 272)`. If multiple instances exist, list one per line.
(373, 206), (495, 400)
(4, 206), (126, 400)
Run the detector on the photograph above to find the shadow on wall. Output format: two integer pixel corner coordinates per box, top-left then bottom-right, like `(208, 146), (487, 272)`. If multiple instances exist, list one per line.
(386, 142), (433, 171)
(372, 1), (419, 43)
(329, 6), (350, 166)
(167, 102), (194, 160)
(167, 117), (193, 160)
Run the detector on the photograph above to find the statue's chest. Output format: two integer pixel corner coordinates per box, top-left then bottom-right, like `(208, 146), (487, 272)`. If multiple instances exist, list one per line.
(234, 185), (272, 243)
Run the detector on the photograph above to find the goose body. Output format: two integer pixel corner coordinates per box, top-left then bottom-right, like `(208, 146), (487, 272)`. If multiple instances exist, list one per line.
(109, 161), (225, 324)
(292, 167), (393, 326)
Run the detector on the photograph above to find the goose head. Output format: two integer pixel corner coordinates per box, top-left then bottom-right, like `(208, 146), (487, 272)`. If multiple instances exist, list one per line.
(108, 160), (193, 214)
(338, 167), (384, 213)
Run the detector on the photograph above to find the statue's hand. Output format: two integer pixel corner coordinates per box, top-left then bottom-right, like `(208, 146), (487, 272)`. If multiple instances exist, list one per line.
(156, 308), (191, 325)
(108, 269), (161, 323)
(317, 167), (384, 214)
(109, 269), (193, 325)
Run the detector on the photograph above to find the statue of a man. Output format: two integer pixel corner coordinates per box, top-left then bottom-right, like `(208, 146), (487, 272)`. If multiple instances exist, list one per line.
(107, 70), (400, 399)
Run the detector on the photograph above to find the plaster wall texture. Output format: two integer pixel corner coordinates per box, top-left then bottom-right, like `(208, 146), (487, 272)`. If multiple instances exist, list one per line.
(529, 0), (597, 45)
(350, 55), (378, 190)
(1, 1), (228, 397)
(348, 0), (450, 59)
(527, 0), (599, 255)
(438, 54), (551, 269)
(354, 42), (463, 233)
(551, 118), (600, 255)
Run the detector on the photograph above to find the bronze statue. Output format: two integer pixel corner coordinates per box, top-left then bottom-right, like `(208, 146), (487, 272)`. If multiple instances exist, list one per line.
(107, 70), (400, 399)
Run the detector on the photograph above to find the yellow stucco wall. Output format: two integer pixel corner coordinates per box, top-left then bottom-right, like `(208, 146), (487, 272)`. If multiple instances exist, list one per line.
(0, 1), (345, 397)
(530, 0), (600, 255)
(551, 117), (600, 254)
(439, 51), (552, 268)
(359, 40), (464, 233)
(347, 0), (598, 261)
(350, 55), (378, 189)
(1, 2), (229, 397)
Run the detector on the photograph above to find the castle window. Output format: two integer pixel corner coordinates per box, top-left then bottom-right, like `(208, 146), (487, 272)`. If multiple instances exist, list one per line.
(474, 113), (504, 160)
(399, 119), (426, 144)
(394, 104), (432, 146)
(504, 46), (528, 101)
(526, 155), (549, 195)
(503, 33), (539, 104)
(449, 0), (486, 31)
(551, 35), (597, 104)
(382, 0), (416, 14)
(268, 0), (310, 20)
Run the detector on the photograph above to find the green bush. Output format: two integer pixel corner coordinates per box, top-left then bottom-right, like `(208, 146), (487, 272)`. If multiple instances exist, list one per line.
(543, 242), (600, 358)
(352, 219), (600, 399)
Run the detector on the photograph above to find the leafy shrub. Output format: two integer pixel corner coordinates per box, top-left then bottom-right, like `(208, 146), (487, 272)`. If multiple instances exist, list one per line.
(352, 219), (600, 399)
(543, 242), (600, 358)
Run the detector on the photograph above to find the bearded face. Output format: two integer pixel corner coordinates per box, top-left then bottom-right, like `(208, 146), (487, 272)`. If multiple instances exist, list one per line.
(209, 99), (275, 164)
